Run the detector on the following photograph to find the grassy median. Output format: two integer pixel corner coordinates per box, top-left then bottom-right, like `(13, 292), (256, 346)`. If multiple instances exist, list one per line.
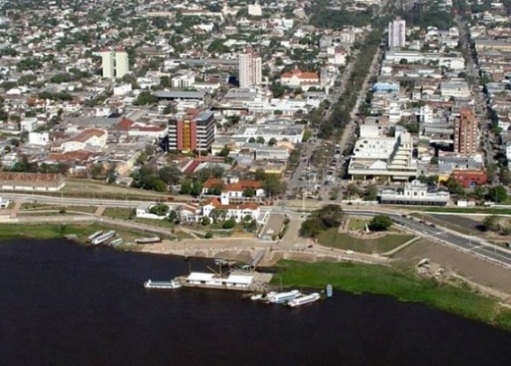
(273, 260), (511, 331)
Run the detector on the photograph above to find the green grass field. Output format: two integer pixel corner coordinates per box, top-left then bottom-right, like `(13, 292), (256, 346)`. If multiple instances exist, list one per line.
(317, 228), (414, 254)
(273, 260), (511, 331)
(347, 218), (369, 230)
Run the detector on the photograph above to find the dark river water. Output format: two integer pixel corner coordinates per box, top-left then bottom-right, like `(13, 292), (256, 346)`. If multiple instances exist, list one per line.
(1, 239), (511, 366)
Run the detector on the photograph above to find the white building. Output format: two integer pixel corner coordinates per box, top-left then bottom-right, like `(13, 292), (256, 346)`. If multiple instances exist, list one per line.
(440, 81), (470, 98)
(115, 50), (129, 78)
(172, 72), (196, 88)
(506, 142), (511, 161)
(28, 132), (49, 146)
(239, 48), (262, 88)
(379, 180), (449, 206)
(113, 84), (132, 96)
(54, 129), (108, 153)
(280, 67), (320, 90)
(202, 193), (260, 223)
(101, 50), (115, 79)
(248, 0), (262, 16)
(135, 202), (174, 220)
(20, 117), (38, 132)
(388, 17), (406, 48)
(348, 132), (417, 181)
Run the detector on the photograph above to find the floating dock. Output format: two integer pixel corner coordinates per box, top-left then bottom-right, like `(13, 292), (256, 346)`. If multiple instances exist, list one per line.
(176, 271), (273, 292)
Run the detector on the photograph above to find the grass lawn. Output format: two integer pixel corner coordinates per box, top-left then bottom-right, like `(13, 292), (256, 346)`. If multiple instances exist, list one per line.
(317, 228), (414, 254)
(103, 207), (134, 220)
(347, 218), (369, 231)
(273, 260), (511, 331)
(0, 222), (158, 244)
(20, 203), (97, 214)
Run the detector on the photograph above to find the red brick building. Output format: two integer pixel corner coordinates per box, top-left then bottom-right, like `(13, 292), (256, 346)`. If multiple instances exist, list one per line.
(451, 170), (487, 187)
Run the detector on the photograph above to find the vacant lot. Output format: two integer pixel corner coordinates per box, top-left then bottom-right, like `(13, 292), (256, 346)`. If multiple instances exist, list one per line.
(393, 239), (511, 294)
(317, 228), (414, 254)
(347, 217), (369, 231)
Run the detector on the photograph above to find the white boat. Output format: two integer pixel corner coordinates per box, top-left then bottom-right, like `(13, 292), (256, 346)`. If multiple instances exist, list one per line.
(251, 291), (278, 301)
(144, 279), (182, 289)
(268, 290), (301, 304)
(288, 292), (321, 307)
(90, 230), (116, 246)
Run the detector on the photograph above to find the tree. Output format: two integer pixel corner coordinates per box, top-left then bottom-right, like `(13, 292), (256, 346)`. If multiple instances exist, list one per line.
(149, 203), (169, 216)
(368, 215), (393, 231)
(205, 231), (213, 239)
(482, 215), (499, 232)
(363, 184), (378, 201)
(222, 218), (236, 229)
(474, 185), (486, 200)
(133, 91), (158, 106)
(243, 187), (255, 197)
(167, 210), (178, 224)
(254, 168), (266, 181)
(263, 176), (286, 197)
(487, 185), (508, 203)
(430, 156), (438, 165)
(500, 166), (511, 186)
(201, 216), (211, 226)
(268, 137), (277, 146)
(159, 165), (182, 185)
(346, 183), (362, 198)
(256, 136), (265, 144)
(248, 137), (256, 143)
(299, 204), (344, 238)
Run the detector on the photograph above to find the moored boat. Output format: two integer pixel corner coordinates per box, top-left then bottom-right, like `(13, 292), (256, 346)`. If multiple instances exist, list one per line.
(267, 290), (301, 304)
(288, 292), (321, 307)
(144, 279), (182, 289)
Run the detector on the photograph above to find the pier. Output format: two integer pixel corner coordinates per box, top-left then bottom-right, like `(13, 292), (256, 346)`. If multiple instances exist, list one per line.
(177, 271), (273, 293)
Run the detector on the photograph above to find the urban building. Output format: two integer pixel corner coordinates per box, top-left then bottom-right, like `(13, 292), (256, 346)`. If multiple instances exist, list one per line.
(115, 49), (129, 78)
(280, 67), (320, 89)
(348, 132), (417, 181)
(451, 170), (487, 188)
(248, 0), (262, 16)
(238, 48), (262, 88)
(168, 110), (215, 152)
(0, 172), (65, 192)
(378, 180), (450, 206)
(454, 109), (479, 157)
(388, 17), (406, 48)
(101, 49), (129, 79)
(101, 50), (114, 79)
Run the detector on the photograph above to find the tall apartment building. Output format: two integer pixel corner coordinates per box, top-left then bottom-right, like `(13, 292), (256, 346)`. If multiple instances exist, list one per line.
(388, 17), (406, 48)
(101, 49), (130, 79)
(168, 110), (215, 152)
(101, 50), (115, 79)
(454, 108), (479, 157)
(115, 50), (129, 78)
(239, 48), (262, 88)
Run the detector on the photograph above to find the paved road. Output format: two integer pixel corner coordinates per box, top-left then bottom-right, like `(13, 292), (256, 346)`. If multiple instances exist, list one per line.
(341, 209), (511, 268)
(1, 193), (151, 209)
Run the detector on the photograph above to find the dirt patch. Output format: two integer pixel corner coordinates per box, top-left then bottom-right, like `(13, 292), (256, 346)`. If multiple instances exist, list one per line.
(394, 239), (511, 294)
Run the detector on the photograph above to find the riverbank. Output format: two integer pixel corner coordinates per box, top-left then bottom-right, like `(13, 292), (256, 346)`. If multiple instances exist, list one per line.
(272, 260), (511, 331)
(0, 222), (143, 247)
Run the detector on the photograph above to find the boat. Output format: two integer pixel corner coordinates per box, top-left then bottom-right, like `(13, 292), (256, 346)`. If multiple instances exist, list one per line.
(109, 238), (123, 247)
(87, 230), (103, 242)
(250, 294), (263, 301)
(135, 236), (161, 244)
(268, 290), (301, 304)
(326, 284), (333, 298)
(144, 279), (182, 289)
(288, 293), (321, 307)
(90, 230), (116, 246)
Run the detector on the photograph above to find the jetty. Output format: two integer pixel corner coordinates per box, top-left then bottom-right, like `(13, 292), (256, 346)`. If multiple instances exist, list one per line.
(176, 271), (273, 292)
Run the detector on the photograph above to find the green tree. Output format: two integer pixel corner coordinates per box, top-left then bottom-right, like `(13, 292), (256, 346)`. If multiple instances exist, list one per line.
(482, 215), (499, 232)
(268, 137), (277, 146)
(243, 187), (255, 197)
(201, 216), (211, 226)
(363, 184), (378, 201)
(149, 203), (169, 216)
(256, 136), (265, 144)
(368, 215), (393, 231)
(346, 183), (362, 198)
(474, 185), (486, 200)
(159, 165), (182, 185)
(487, 185), (508, 203)
(222, 218), (236, 229)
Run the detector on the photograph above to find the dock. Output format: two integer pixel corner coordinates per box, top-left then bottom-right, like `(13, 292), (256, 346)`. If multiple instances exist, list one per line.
(176, 271), (273, 292)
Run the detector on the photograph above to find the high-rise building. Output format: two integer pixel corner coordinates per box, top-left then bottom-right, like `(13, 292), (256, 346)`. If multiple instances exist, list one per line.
(168, 110), (215, 152)
(101, 50), (115, 79)
(388, 17), (406, 48)
(454, 108), (479, 157)
(115, 49), (129, 78)
(239, 48), (262, 88)
(101, 49), (130, 79)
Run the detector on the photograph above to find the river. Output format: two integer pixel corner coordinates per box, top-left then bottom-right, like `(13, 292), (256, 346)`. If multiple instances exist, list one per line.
(1, 239), (510, 366)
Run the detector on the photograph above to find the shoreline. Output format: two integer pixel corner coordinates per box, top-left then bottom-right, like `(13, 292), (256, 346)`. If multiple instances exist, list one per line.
(2, 223), (511, 332)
